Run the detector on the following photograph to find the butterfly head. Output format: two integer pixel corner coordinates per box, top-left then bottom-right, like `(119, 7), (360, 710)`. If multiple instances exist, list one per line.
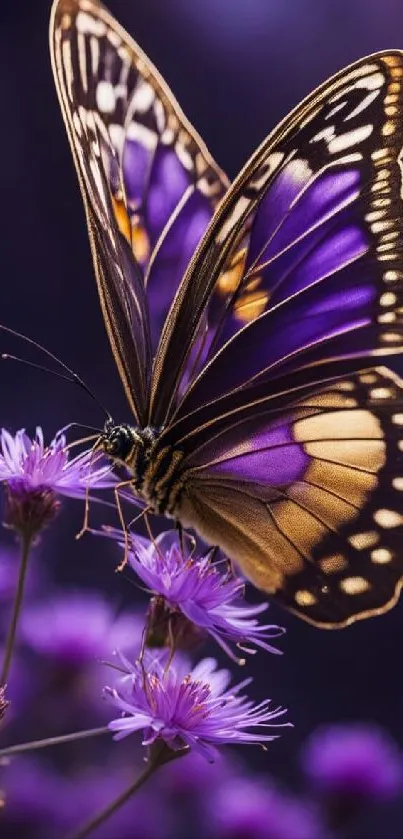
(101, 421), (160, 490)
(101, 421), (140, 465)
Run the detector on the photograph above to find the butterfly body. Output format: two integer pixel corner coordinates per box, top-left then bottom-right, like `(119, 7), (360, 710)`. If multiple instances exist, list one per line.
(51, 0), (403, 626)
(102, 421), (184, 515)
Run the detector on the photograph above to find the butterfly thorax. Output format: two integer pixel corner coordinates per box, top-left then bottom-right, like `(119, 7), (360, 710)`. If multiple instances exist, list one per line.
(101, 422), (184, 515)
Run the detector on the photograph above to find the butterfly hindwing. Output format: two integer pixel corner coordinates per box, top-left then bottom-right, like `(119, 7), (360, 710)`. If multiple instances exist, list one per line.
(175, 368), (403, 626)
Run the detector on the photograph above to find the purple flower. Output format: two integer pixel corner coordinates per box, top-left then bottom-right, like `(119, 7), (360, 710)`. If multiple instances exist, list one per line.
(301, 723), (403, 802)
(67, 762), (172, 839)
(2, 756), (171, 839)
(0, 547), (36, 619)
(0, 427), (114, 536)
(21, 591), (142, 666)
(1, 757), (73, 838)
(106, 652), (289, 760)
(110, 530), (284, 658)
(160, 745), (230, 790)
(209, 777), (323, 839)
(20, 591), (144, 721)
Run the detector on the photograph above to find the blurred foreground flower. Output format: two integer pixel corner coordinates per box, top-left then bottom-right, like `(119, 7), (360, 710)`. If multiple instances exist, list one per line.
(301, 722), (403, 831)
(301, 723), (403, 802)
(110, 529), (284, 658)
(20, 591), (144, 724)
(0, 427), (114, 538)
(21, 591), (142, 667)
(106, 652), (289, 761)
(1, 756), (170, 839)
(210, 776), (323, 839)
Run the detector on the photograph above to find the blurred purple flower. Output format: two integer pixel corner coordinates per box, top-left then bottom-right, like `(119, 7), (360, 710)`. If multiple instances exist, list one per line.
(2, 756), (171, 839)
(1, 757), (73, 838)
(20, 591), (144, 721)
(106, 652), (288, 760)
(0, 549), (20, 605)
(110, 529), (283, 658)
(67, 761), (172, 839)
(209, 776), (323, 839)
(301, 723), (403, 802)
(0, 643), (33, 718)
(21, 591), (142, 665)
(0, 427), (115, 536)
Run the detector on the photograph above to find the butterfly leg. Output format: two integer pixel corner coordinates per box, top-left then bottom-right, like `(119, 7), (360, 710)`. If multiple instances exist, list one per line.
(75, 442), (104, 541)
(138, 617), (149, 666)
(164, 619), (176, 675)
(75, 481), (91, 541)
(143, 510), (166, 560)
(126, 506), (151, 530)
(113, 479), (137, 572)
(176, 521), (185, 555)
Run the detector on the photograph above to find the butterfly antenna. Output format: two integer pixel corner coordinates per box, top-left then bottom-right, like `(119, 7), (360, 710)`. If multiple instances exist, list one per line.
(0, 324), (111, 421)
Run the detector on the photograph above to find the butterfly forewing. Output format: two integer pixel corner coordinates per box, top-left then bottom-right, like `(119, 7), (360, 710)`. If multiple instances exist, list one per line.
(50, 0), (228, 422)
(151, 54), (403, 426)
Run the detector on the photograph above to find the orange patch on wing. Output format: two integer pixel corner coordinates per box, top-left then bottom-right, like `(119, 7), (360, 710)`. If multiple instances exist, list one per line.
(217, 247), (246, 295)
(132, 224), (150, 264)
(234, 288), (269, 321)
(112, 194), (131, 243)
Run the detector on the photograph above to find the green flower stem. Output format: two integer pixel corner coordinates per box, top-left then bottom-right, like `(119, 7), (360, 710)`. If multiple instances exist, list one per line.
(65, 741), (186, 839)
(0, 726), (109, 759)
(1, 533), (32, 686)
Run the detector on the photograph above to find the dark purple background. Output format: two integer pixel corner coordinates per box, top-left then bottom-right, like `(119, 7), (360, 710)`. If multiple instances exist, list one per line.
(2, 0), (403, 824)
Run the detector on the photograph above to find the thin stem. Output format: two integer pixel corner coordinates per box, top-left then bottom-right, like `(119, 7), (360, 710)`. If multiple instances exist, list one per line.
(1, 533), (32, 685)
(65, 741), (185, 839)
(0, 726), (109, 759)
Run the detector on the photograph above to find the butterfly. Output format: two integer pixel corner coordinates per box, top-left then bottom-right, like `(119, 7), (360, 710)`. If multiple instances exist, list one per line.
(50, 0), (403, 628)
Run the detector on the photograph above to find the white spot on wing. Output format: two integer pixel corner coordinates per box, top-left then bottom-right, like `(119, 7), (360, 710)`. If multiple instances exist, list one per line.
(96, 81), (116, 114)
(216, 197), (251, 244)
(310, 126), (335, 144)
(132, 82), (155, 113)
(295, 590), (317, 607)
(76, 11), (106, 37)
(77, 31), (88, 93)
(349, 531), (379, 549)
(126, 123), (158, 151)
(328, 124), (373, 154)
(109, 124), (125, 156)
(106, 29), (121, 48)
(374, 508), (403, 527)
(340, 576), (370, 595)
(371, 547), (393, 563)
(90, 35), (100, 76)
(380, 292), (397, 306)
(175, 142), (194, 171)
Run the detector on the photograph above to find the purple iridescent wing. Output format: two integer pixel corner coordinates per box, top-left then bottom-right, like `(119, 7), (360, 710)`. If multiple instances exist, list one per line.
(150, 54), (403, 426)
(50, 0), (228, 422)
(171, 368), (403, 627)
(149, 53), (403, 625)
